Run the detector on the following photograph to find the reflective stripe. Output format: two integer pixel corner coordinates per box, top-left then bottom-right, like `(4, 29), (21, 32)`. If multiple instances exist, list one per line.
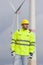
(12, 39), (35, 43)
(11, 39), (35, 46)
(29, 44), (35, 46)
(12, 39), (30, 42)
(11, 42), (35, 46)
(15, 43), (35, 46)
(30, 42), (35, 43)
(15, 43), (30, 46)
(29, 42), (35, 46)
(11, 39), (16, 43)
(16, 40), (30, 42)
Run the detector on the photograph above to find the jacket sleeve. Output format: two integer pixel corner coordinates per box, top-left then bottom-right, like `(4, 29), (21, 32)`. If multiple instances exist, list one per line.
(10, 31), (17, 52)
(29, 32), (36, 53)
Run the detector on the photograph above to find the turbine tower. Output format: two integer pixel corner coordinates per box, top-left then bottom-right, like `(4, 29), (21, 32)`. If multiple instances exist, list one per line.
(29, 0), (36, 65)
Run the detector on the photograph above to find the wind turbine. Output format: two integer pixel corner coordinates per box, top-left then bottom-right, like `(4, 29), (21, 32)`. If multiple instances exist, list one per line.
(9, 0), (25, 33)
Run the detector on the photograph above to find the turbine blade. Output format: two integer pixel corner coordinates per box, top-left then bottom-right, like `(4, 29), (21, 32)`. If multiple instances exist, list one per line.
(9, 1), (16, 12)
(15, 0), (25, 13)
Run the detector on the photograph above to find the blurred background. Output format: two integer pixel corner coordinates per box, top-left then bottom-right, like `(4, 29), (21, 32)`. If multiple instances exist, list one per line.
(0, 0), (43, 65)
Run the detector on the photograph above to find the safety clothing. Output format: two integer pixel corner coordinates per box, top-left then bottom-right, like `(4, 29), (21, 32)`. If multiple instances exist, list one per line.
(10, 28), (35, 56)
(21, 19), (29, 25)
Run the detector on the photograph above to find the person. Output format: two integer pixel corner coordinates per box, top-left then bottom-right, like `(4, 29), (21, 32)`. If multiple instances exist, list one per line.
(10, 19), (36, 65)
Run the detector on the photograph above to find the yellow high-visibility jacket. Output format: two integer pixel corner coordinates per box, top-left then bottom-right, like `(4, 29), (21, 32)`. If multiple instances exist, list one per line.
(10, 28), (36, 56)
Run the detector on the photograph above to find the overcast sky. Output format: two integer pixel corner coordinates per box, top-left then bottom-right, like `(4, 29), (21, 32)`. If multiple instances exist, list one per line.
(0, 0), (43, 65)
